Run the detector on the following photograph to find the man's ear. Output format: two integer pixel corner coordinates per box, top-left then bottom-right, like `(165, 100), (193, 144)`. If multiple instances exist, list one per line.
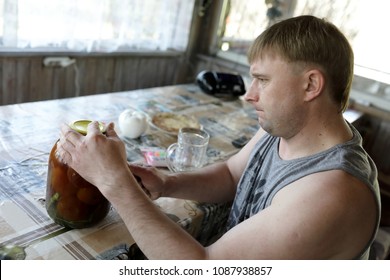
(303, 69), (325, 102)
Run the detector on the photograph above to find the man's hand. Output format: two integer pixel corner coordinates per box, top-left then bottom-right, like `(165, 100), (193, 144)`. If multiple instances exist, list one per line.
(57, 121), (131, 196)
(128, 164), (168, 200)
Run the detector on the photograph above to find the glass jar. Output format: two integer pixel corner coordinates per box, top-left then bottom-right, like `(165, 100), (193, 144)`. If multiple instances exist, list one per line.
(45, 120), (110, 229)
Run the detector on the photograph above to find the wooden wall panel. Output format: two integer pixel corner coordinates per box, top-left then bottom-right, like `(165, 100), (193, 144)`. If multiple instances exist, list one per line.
(0, 53), (185, 105)
(1, 58), (16, 104)
(16, 58), (30, 103)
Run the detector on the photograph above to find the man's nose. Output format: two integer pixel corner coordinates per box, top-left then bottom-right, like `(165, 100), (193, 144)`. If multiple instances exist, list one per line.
(244, 81), (259, 103)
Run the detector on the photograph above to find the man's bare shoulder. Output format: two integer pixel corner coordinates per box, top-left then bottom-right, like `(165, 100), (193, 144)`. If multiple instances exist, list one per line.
(227, 128), (267, 184)
(207, 170), (377, 259)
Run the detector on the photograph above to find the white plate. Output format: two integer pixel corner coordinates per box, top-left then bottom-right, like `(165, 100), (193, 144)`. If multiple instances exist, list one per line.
(149, 112), (201, 135)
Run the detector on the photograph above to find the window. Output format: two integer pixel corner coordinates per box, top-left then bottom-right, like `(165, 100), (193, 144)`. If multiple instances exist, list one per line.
(218, 0), (390, 85)
(0, 0), (195, 52)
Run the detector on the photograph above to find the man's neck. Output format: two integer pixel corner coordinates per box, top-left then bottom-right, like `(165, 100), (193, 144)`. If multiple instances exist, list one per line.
(278, 114), (352, 160)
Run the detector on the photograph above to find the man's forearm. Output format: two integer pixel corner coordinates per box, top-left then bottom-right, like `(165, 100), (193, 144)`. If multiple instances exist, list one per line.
(108, 174), (208, 259)
(164, 162), (237, 204)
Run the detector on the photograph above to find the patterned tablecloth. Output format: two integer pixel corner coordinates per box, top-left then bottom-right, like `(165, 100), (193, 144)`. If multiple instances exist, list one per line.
(0, 84), (260, 259)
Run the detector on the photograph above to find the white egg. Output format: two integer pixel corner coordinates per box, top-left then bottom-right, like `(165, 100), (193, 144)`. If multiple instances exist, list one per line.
(118, 109), (148, 139)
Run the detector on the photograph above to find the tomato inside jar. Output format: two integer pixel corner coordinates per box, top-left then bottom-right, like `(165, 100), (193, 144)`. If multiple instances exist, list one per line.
(45, 120), (110, 229)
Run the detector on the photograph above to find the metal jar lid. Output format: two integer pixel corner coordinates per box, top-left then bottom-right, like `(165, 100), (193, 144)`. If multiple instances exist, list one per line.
(69, 120), (105, 135)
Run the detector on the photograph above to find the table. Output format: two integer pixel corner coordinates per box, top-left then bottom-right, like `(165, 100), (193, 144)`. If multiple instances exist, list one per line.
(0, 84), (263, 260)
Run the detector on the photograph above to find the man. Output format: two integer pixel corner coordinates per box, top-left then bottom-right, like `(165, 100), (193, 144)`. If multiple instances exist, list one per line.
(58, 15), (380, 259)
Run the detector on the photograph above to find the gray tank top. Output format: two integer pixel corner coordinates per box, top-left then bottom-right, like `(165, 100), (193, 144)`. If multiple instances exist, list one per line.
(226, 124), (381, 259)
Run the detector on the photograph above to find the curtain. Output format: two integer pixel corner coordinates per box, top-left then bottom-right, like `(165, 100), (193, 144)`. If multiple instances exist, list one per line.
(0, 0), (195, 52)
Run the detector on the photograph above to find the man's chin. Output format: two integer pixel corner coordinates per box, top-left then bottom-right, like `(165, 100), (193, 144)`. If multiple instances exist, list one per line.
(259, 122), (276, 136)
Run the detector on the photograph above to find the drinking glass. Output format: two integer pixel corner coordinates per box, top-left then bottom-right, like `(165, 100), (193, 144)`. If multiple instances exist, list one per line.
(166, 127), (209, 172)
